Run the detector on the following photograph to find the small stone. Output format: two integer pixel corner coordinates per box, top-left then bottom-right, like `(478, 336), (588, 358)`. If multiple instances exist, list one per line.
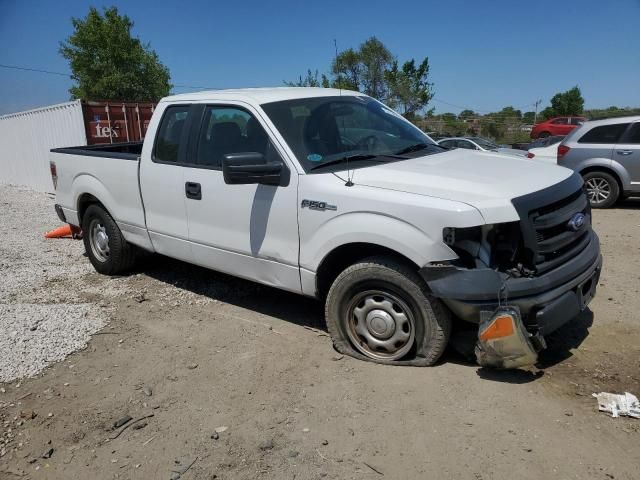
(143, 386), (152, 397)
(63, 383), (70, 387)
(210, 432), (219, 440)
(20, 410), (37, 420)
(302, 428), (310, 433)
(214, 426), (228, 434)
(564, 411), (574, 417)
(332, 355), (344, 361)
(132, 422), (147, 430)
(187, 363), (198, 370)
(30, 325), (37, 331)
(322, 440), (329, 446)
(259, 439), (274, 451)
(47, 412), (53, 418)
(42, 448), (54, 459)
(113, 416), (132, 428)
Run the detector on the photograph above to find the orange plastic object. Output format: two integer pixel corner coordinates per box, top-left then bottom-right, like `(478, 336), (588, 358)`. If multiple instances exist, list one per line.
(479, 314), (515, 342)
(44, 224), (74, 239)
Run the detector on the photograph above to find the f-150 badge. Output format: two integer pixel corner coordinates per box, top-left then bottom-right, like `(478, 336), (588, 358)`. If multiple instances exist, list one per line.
(301, 199), (337, 211)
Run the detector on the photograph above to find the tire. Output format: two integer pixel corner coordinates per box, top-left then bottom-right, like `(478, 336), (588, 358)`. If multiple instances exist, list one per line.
(325, 256), (451, 366)
(538, 131), (551, 138)
(583, 171), (619, 209)
(81, 204), (136, 275)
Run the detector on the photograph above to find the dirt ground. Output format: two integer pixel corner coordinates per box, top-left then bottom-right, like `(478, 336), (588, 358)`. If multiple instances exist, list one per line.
(1, 186), (639, 480)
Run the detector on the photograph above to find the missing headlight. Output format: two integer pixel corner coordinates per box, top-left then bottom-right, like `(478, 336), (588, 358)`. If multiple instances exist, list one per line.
(443, 222), (524, 272)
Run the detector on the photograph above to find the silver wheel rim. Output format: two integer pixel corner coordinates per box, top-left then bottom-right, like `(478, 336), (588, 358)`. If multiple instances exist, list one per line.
(585, 177), (611, 205)
(89, 219), (110, 262)
(346, 290), (416, 361)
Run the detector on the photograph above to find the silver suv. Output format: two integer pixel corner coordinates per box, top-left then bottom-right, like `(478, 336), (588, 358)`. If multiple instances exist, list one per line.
(558, 116), (640, 208)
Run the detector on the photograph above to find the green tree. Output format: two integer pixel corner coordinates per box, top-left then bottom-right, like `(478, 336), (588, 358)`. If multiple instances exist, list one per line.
(284, 69), (330, 88)
(385, 58), (434, 120)
(541, 86), (585, 119)
(60, 6), (171, 101)
(329, 37), (394, 99)
(523, 111), (535, 124)
(458, 109), (476, 121)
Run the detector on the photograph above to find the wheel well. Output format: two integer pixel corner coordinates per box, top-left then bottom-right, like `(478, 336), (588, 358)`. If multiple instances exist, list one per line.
(580, 166), (623, 191)
(315, 243), (419, 300)
(77, 193), (103, 224)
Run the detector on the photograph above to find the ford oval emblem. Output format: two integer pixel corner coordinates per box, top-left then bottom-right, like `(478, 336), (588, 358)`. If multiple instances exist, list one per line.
(567, 212), (586, 231)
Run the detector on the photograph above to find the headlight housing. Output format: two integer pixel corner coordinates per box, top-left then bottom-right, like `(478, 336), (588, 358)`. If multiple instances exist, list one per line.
(443, 222), (523, 272)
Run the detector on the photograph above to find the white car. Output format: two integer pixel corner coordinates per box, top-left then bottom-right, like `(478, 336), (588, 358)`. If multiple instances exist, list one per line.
(526, 135), (565, 163)
(437, 137), (527, 157)
(49, 87), (601, 368)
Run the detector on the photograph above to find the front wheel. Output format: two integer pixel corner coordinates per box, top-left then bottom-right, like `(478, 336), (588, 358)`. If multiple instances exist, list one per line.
(583, 171), (619, 208)
(325, 257), (451, 366)
(81, 204), (136, 275)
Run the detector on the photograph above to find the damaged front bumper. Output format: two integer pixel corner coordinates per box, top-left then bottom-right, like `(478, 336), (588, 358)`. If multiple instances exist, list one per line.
(421, 233), (602, 367)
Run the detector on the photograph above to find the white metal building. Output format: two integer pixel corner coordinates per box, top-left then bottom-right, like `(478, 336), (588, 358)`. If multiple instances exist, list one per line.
(0, 100), (87, 192)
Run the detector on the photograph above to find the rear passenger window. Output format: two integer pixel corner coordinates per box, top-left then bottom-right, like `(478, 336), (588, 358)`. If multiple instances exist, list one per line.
(196, 106), (281, 168)
(621, 123), (640, 144)
(578, 123), (630, 144)
(154, 106), (190, 162)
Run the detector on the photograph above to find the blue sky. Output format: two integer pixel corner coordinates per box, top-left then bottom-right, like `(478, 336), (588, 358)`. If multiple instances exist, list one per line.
(1, 0), (639, 115)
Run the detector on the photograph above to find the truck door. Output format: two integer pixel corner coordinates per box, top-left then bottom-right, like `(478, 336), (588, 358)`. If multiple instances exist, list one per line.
(139, 103), (195, 262)
(615, 122), (640, 186)
(182, 103), (301, 293)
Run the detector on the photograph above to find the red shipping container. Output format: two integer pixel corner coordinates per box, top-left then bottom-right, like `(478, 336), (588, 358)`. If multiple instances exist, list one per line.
(82, 101), (156, 145)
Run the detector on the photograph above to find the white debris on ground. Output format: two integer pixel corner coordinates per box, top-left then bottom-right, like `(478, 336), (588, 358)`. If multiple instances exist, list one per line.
(0, 185), (108, 383)
(593, 392), (640, 419)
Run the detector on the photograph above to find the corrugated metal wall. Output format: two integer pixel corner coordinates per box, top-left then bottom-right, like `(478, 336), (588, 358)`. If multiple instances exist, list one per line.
(0, 100), (87, 192)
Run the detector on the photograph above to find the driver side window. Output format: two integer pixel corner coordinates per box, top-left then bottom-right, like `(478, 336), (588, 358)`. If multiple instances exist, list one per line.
(196, 106), (282, 169)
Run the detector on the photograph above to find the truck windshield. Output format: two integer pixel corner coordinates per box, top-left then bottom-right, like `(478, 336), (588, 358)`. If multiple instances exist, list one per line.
(261, 96), (440, 172)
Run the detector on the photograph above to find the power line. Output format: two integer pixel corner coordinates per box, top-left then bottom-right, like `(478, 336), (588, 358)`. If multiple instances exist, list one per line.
(0, 63), (73, 78)
(0, 63), (540, 113)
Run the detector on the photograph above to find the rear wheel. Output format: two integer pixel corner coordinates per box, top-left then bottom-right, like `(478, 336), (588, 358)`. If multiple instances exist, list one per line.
(538, 131), (551, 138)
(82, 204), (136, 274)
(325, 256), (451, 366)
(583, 171), (619, 209)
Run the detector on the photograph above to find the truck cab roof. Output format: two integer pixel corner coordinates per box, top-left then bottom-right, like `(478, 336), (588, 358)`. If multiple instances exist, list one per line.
(162, 87), (364, 105)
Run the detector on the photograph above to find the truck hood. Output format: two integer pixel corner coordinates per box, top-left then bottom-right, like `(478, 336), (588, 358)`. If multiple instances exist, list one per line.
(352, 149), (574, 223)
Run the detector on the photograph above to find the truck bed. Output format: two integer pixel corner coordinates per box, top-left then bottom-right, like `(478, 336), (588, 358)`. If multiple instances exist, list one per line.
(51, 141), (143, 160)
(50, 141), (148, 248)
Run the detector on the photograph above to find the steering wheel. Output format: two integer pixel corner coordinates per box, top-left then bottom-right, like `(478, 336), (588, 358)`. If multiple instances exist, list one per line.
(355, 134), (379, 151)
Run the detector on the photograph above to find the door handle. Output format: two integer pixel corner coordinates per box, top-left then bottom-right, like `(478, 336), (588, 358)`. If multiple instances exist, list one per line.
(617, 150), (633, 156)
(185, 182), (202, 200)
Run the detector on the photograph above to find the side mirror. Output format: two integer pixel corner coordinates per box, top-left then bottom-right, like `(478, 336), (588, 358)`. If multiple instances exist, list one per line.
(222, 152), (287, 186)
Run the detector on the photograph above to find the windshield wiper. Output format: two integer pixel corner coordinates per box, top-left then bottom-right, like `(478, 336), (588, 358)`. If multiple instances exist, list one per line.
(309, 153), (406, 171)
(395, 142), (446, 155)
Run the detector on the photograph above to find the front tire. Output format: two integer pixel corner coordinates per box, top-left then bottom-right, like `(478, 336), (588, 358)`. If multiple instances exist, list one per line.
(325, 257), (451, 366)
(81, 204), (136, 275)
(583, 171), (619, 208)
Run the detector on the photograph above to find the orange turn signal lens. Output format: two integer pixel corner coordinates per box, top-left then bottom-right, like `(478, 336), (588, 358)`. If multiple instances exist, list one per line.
(479, 314), (515, 342)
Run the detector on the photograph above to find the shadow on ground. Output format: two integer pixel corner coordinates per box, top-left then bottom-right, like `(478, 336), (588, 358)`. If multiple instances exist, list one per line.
(136, 255), (594, 379)
(140, 254), (325, 330)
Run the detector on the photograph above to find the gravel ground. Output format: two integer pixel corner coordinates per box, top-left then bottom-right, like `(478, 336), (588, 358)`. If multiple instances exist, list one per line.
(0, 186), (107, 382)
(0, 183), (639, 479)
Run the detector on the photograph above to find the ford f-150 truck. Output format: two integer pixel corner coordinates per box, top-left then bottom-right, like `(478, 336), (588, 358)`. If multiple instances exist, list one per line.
(50, 88), (602, 368)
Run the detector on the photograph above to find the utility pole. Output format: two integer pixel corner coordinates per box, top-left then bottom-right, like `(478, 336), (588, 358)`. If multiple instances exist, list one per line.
(534, 99), (542, 124)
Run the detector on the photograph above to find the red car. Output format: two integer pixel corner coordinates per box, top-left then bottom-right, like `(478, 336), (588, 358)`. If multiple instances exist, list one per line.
(530, 116), (586, 139)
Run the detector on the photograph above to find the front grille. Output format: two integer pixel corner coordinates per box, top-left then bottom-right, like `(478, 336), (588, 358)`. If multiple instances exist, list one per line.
(528, 190), (590, 273)
(511, 174), (592, 275)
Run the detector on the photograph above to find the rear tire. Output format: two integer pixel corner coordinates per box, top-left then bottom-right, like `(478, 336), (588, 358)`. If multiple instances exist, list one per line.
(583, 171), (619, 209)
(538, 131), (551, 138)
(325, 256), (451, 366)
(81, 204), (136, 275)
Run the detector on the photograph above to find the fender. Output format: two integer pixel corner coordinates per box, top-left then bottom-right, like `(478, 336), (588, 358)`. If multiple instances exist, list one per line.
(70, 173), (153, 250)
(300, 211), (457, 273)
(607, 158), (633, 190)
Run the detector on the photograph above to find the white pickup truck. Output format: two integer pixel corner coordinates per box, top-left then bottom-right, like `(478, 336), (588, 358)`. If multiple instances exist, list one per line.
(50, 88), (602, 367)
